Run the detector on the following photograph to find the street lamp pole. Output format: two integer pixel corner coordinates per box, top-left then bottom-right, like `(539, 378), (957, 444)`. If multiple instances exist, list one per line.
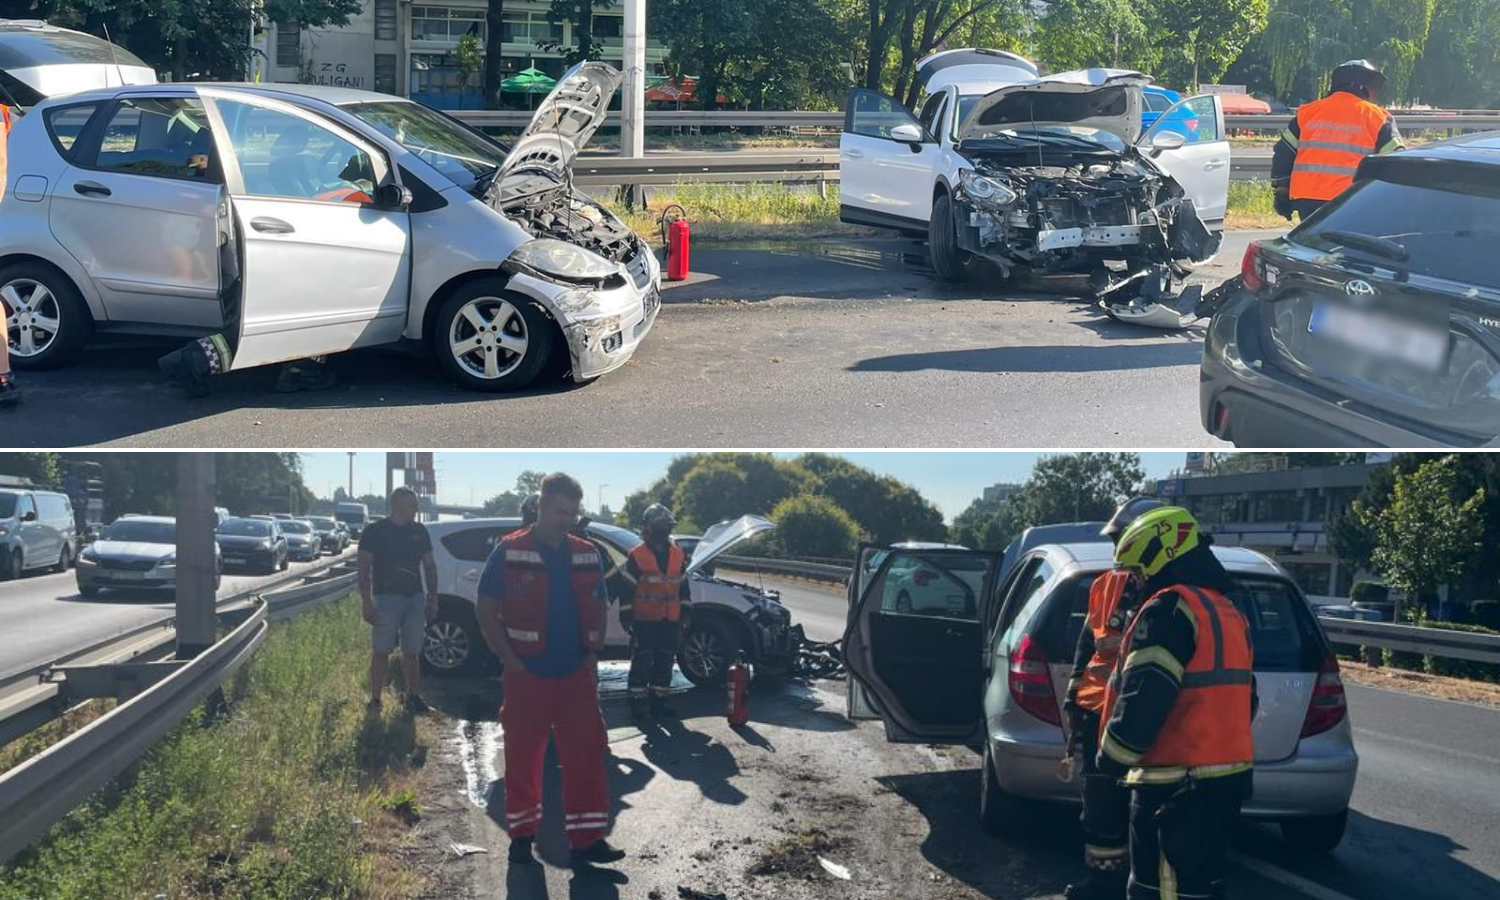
(621, 0), (645, 204)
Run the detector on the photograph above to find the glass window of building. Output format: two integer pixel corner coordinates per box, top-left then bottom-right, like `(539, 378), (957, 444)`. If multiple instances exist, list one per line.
(374, 54), (398, 94)
(375, 0), (399, 40)
(275, 22), (300, 67)
(1282, 562), (1332, 597)
(412, 5), (486, 42)
(594, 15), (622, 39)
(1253, 490), (1299, 522)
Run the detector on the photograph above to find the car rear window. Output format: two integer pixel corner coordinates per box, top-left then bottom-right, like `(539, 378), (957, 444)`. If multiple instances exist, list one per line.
(1034, 573), (1328, 671)
(1296, 176), (1500, 290)
(440, 525), (517, 562)
(43, 102), (97, 158)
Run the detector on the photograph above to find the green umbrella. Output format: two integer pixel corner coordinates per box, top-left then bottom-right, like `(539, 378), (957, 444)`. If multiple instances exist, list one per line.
(500, 67), (557, 94)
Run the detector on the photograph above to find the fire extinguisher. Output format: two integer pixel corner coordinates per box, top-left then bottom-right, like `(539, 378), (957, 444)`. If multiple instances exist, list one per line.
(661, 203), (690, 282)
(726, 658), (750, 726)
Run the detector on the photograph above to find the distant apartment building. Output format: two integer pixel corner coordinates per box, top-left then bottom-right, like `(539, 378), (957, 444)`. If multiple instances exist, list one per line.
(264, 0), (667, 109)
(1151, 459), (1378, 599)
(982, 482), (1023, 505)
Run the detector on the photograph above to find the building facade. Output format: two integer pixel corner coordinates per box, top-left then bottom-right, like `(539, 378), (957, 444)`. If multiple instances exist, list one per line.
(1151, 461), (1376, 600)
(267, 0), (667, 109)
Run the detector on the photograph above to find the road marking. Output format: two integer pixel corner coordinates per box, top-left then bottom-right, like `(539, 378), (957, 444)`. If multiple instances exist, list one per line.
(1229, 852), (1364, 900)
(1352, 726), (1500, 768)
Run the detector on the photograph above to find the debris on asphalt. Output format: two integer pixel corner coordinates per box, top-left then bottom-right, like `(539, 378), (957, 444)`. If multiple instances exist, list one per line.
(447, 842), (488, 858)
(747, 826), (848, 879)
(818, 856), (852, 880)
(677, 887), (729, 900)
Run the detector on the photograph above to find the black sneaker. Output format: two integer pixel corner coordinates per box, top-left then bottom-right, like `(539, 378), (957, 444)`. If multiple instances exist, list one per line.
(570, 839), (625, 867)
(508, 836), (537, 865)
(0, 373), (20, 408)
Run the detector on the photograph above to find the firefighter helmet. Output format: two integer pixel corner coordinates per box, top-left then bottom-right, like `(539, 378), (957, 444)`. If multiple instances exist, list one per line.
(1331, 59), (1386, 96)
(1101, 497), (1168, 542)
(1114, 506), (1202, 578)
(641, 503), (676, 531)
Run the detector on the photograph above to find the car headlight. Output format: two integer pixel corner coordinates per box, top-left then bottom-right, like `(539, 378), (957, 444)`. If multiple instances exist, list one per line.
(258, 539), (271, 549)
(504, 239), (618, 283)
(959, 170), (1017, 207)
(77, 551), (97, 566)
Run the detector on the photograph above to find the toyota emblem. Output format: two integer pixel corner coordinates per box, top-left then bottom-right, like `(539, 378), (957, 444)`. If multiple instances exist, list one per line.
(1345, 279), (1376, 299)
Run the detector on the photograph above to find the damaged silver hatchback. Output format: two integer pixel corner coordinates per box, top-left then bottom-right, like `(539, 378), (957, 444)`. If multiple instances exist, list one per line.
(841, 53), (1230, 327)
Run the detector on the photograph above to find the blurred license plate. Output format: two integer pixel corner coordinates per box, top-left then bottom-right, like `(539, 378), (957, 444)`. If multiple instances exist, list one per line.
(1308, 303), (1448, 372)
(109, 570), (146, 581)
(223, 556), (245, 565)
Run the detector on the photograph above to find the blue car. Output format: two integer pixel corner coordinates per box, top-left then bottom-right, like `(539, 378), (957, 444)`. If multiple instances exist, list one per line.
(1141, 85), (1183, 133)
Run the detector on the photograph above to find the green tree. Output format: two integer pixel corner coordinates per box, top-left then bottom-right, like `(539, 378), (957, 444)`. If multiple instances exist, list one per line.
(1033, 0), (1160, 74)
(1369, 455), (1485, 616)
(796, 453), (945, 545)
(455, 31), (483, 107)
(767, 494), (864, 559)
(1016, 453), (1146, 527)
(0, 453), (61, 485)
(1154, 0), (1268, 88)
(541, 0), (615, 64)
(674, 454), (811, 526)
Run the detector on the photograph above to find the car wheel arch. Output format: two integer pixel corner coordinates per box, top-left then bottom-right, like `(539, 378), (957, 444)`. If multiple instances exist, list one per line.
(0, 252), (104, 318)
(420, 269), (565, 346)
(685, 604), (760, 660)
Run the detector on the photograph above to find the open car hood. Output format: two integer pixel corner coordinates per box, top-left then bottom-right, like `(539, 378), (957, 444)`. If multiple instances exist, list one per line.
(499, 61), (621, 179)
(957, 68), (1149, 144)
(687, 515), (777, 576)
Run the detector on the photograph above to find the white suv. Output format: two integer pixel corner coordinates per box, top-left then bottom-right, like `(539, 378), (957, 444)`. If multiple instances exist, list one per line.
(839, 49), (1228, 310)
(423, 515), (798, 685)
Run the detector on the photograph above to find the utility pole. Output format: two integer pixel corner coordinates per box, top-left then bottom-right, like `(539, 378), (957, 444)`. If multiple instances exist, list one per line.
(347, 451), (355, 497)
(175, 453), (218, 659)
(621, 0), (646, 205)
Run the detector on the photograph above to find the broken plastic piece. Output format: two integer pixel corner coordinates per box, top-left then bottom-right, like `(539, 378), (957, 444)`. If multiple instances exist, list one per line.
(819, 857), (853, 880)
(448, 842), (489, 858)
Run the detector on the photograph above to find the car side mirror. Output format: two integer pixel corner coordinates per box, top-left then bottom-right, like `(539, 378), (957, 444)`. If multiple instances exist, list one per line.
(376, 182), (413, 210)
(890, 123), (925, 151)
(21, 511), (36, 522)
(1148, 131), (1186, 152)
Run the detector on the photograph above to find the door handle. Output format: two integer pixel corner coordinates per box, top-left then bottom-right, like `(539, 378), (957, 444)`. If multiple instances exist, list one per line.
(844, 148), (865, 159)
(1204, 159), (1227, 171)
(72, 181), (111, 197)
(251, 217), (295, 234)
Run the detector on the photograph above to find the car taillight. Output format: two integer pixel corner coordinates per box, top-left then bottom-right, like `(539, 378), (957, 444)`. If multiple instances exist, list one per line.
(1300, 653), (1347, 738)
(1241, 241), (1264, 291)
(1008, 634), (1062, 727)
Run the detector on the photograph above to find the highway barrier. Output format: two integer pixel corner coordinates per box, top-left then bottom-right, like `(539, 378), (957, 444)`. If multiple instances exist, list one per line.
(0, 565), (358, 865)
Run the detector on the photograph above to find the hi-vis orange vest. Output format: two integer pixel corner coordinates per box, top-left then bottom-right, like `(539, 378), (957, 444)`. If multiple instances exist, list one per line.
(627, 541), (686, 622)
(1, 104), (12, 135)
(1103, 584), (1253, 768)
(1289, 92), (1392, 202)
(1074, 569), (1135, 713)
(496, 527), (606, 658)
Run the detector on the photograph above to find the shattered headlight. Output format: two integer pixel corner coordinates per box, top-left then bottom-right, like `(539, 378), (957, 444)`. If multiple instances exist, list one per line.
(505, 239), (618, 284)
(959, 170), (1018, 207)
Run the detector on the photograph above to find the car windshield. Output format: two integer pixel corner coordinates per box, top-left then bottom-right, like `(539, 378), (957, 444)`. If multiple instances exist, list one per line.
(282, 521), (311, 534)
(219, 518), (271, 537)
(102, 519), (175, 543)
(340, 100), (507, 188)
(1295, 175), (1500, 290)
(0, 494), (16, 518)
(309, 517), (336, 530)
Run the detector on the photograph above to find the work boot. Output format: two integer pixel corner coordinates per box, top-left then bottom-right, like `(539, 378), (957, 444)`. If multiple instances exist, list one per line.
(629, 695), (651, 721)
(1064, 869), (1127, 900)
(0, 372), (19, 408)
(648, 693), (675, 717)
(570, 838), (626, 867)
(508, 836), (537, 865)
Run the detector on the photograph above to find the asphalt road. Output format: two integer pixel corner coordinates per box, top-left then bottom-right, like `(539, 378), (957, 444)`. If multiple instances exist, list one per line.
(10, 231), (1276, 448)
(0, 553), (347, 682)
(756, 573), (1500, 900)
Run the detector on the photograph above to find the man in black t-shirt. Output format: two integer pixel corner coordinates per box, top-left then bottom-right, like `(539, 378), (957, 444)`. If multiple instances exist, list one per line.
(358, 487), (437, 713)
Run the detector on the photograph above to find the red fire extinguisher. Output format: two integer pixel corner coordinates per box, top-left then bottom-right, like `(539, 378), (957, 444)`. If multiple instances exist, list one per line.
(726, 659), (750, 726)
(661, 204), (690, 282)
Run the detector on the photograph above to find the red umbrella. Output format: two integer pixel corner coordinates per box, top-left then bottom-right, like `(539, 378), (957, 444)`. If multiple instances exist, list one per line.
(645, 78), (696, 103)
(1217, 93), (1272, 114)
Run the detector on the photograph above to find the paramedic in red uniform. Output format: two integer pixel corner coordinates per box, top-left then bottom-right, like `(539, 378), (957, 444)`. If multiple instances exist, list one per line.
(476, 472), (626, 868)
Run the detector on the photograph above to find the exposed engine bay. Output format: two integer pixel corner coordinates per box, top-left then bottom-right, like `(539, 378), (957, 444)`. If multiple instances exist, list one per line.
(953, 148), (1220, 327)
(482, 171), (638, 263)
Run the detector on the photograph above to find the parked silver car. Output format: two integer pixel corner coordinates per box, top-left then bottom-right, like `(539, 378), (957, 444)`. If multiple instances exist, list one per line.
(0, 62), (659, 391)
(843, 540), (1358, 852)
(76, 514), (220, 596)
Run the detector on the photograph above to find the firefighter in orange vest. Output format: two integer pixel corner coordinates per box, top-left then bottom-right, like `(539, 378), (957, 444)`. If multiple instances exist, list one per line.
(1272, 59), (1404, 221)
(620, 503), (692, 719)
(1061, 498), (1165, 900)
(476, 473), (626, 869)
(1098, 507), (1255, 900)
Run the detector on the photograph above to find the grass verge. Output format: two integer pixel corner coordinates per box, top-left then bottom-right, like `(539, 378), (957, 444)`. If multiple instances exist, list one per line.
(0, 596), (430, 900)
(624, 179), (1287, 245)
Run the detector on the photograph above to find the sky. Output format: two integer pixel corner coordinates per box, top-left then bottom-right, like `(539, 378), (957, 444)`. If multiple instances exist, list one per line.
(299, 451), (1192, 521)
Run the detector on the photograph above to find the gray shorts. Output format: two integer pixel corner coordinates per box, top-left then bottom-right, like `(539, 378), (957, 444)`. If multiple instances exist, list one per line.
(373, 593), (426, 655)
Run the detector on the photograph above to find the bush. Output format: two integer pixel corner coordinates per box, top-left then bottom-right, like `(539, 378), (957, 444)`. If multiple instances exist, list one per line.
(1351, 580), (1390, 606)
(1468, 600), (1500, 631)
(1384, 648), (1426, 671)
(1420, 621), (1500, 683)
(767, 494), (864, 560)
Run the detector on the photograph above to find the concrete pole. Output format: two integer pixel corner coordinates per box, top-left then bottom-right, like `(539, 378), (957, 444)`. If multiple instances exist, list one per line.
(621, 0), (646, 159)
(175, 453), (219, 659)
(347, 451), (355, 498)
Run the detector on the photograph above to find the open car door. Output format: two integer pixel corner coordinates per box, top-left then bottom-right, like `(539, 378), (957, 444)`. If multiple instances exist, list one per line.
(1137, 93), (1229, 228)
(200, 88), (413, 370)
(839, 89), (938, 229)
(842, 545), (1003, 744)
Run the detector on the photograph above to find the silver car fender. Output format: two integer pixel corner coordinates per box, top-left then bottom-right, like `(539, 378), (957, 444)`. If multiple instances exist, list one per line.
(404, 187), (533, 341)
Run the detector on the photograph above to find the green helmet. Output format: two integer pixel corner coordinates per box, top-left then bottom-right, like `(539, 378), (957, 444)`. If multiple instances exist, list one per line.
(1114, 506), (1202, 578)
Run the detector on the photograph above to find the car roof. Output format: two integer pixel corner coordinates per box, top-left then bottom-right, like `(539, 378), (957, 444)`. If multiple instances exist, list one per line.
(1359, 131), (1500, 182)
(110, 514), (174, 525)
(52, 81), (408, 107)
(1042, 540), (1285, 577)
(890, 540), (968, 550)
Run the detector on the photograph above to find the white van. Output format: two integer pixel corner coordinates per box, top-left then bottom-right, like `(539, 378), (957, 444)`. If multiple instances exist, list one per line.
(0, 486), (79, 579)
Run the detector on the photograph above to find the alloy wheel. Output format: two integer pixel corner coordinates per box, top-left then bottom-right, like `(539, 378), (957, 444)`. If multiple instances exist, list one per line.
(448, 297), (529, 380)
(424, 620), (470, 671)
(3, 279), (61, 358)
(682, 628), (726, 680)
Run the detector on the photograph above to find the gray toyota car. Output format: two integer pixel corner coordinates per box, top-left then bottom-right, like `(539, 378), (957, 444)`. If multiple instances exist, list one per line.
(843, 539), (1357, 852)
(0, 62), (658, 391)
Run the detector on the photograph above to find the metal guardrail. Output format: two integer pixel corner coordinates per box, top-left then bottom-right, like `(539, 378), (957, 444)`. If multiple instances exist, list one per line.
(1318, 618), (1500, 665)
(0, 570), (359, 865)
(717, 554), (851, 583)
(451, 109), (1500, 133)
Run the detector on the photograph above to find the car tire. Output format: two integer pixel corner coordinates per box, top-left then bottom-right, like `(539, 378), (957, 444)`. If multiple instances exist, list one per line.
(422, 606), (496, 677)
(1280, 810), (1348, 854)
(2, 548), (22, 581)
(434, 280), (557, 392)
(979, 739), (1025, 837)
(0, 261), (92, 370)
(78, 581), (100, 598)
(928, 192), (974, 283)
(53, 544), (72, 574)
(678, 617), (742, 687)
(279, 551), (289, 572)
